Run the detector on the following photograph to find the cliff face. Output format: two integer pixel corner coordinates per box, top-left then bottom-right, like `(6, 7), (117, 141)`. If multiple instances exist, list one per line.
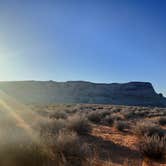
(0, 81), (165, 107)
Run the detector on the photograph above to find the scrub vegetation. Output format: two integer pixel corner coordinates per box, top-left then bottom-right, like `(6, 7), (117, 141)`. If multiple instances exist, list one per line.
(1, 103), (166, 165)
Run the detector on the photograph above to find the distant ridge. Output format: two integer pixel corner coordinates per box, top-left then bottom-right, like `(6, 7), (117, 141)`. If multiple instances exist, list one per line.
(0, 81), (165, 107)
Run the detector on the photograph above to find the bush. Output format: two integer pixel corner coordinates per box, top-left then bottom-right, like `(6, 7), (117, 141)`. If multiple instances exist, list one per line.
(87, 112), (102, 124)
(121, 110), (135, 119)
(85, 109), (110, 121)
(52, 131), (90, 166)
(111, 108), (121, 113)
(134, 121), (165, 138)
(34, 118), (66, 136)
(102, 115), (114, 126)
(114, 121), (129, 132)
(100, 110), (110, 118)
(139, 135), (166, 160)
(134, 111), (147, 117)
(111, 114), (123, 121)
(67, 115), (91, 135)
(158, 117), (166, 126)
(0, 139), (52, 166)
(49, 111), (67, 119)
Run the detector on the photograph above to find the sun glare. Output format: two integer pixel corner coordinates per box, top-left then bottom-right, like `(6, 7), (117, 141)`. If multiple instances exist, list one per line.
(0, 90), (43, 142)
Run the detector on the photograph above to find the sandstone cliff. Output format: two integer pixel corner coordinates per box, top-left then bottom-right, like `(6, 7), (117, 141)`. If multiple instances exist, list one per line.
(0, 81), (165, 107)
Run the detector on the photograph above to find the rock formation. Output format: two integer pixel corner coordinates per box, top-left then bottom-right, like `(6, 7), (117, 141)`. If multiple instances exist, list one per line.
(0, 81), (165, 107)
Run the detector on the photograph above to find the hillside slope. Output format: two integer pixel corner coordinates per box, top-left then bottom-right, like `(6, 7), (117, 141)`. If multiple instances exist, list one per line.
(0, 81), (165, 107)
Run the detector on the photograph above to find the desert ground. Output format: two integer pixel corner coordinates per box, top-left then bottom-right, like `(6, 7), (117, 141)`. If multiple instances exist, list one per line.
(0, 93), (166, 166)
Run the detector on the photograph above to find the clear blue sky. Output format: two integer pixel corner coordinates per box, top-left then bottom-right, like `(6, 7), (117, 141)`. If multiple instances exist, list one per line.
(0, 0), (166, 95)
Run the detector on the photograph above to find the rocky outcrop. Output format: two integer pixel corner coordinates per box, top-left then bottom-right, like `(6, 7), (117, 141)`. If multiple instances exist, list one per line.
(0, 81), (165, 107)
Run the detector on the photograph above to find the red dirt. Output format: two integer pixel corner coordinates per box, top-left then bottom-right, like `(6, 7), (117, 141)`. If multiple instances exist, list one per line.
(92, 125), (138, 151)
(81, 125), (142, 165)
(89, 125), (166, 166)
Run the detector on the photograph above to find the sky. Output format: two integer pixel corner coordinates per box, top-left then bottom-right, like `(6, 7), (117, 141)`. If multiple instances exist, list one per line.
(0, 0), (166, 95)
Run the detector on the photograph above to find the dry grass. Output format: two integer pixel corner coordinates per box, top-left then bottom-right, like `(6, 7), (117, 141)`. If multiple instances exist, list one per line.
(88, 111), (102, 124)
(1, 104), (166, 166)
(67, 115), (92, 135)
(102, 115), (114, 126)
(114, 121), (129, 132)
(133, 121), (165, 138)
(0, 140), (52, 166)
(50, 131), (91, 166)
(49, 110), (67, 119)
(158, 117), (166, 126)
(34, 118), (66, 136)
(139, 135), (166, 161)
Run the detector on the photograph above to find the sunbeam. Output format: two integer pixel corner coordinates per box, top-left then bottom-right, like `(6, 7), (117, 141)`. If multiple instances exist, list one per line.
(0, 90), (44, 142)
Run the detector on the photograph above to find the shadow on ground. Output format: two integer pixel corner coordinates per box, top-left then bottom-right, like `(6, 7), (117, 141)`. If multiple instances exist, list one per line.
(81, 134), (142, 165)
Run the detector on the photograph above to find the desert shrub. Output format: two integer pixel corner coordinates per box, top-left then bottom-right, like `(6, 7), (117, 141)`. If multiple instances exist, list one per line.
(147, 112), (163, 118)
(62, 108), (77, 114)
(134, 121), (165, 138)
(87, 110), (111, 123)
(67, 115), (91, 135)
(100, 110), (110, 118)
(121, 108), (148, 119)
(139, 135), (166, 160)
(34, 118), (66, 136)
(88, 112), (102, 123)
(49, 111), (67, 119)
(122, 110), (135, 119)
(65, 104), (72, 108)
(97, 106), (104, 110)
(92, 108), (96, 111)
(111, 114), (123, 121)
(0, 139), (52, 166)
(36, 110), (50, 117)
(135, 111), (147, 117)
(52, 131), (90, 166)
(102, 115), (114, 126)
(112, 108), (121, 113)
(158, 117), (166, 126)
(114, 121), (129, 132)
